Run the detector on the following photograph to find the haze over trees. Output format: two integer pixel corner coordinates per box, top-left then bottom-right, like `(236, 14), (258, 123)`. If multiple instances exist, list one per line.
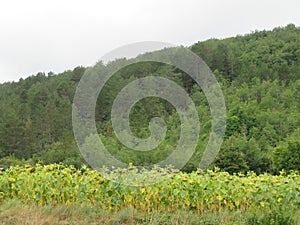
(1, 24), (300, 174)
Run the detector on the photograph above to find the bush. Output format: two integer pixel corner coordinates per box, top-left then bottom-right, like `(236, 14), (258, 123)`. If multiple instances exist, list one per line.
(247, 207), (297, 225)
(0, 156), (25, 169)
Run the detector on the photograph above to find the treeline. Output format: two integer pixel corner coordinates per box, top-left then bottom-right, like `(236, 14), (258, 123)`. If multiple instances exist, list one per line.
(0, 24), (300, 173)
(0, 68), (84, 167)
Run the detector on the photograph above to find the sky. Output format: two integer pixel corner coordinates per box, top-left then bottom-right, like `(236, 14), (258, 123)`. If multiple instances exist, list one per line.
(0, 0), (300, 84)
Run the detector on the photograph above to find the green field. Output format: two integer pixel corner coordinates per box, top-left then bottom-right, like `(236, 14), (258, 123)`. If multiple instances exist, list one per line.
(0, 164), (299, 224)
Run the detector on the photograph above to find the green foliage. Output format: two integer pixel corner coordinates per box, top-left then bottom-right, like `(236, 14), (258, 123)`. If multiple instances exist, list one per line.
(1, 24), (300, 173)
(0, 164), (299, 217)
(274, 137), (300, 173)
(0, 156), (26, 169)
(246, 207), (297, 225)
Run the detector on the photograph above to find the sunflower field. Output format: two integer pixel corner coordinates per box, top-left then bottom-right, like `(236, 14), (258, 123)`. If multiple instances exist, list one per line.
(0, 164), (299, 214)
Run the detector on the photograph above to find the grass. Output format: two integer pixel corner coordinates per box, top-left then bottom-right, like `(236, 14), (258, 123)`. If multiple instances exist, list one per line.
(0, 200), (299, 225)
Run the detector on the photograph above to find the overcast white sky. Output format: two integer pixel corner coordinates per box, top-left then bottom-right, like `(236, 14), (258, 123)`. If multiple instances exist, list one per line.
(0, 0), (300, 83)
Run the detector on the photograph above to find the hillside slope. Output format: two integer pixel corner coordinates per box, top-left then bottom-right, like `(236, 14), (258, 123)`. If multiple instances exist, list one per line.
(0, 24), (300, 173)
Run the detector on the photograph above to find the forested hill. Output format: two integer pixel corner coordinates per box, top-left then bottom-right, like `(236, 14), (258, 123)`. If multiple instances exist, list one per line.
(1, 24), (300, 174)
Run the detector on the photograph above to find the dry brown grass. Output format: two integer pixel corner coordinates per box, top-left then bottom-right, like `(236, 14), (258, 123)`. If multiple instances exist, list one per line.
(0, 201), (113, 225)
(0, 200), (299, 225)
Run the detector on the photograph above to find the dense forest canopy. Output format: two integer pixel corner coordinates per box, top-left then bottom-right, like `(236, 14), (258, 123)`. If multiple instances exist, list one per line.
(1, 24), (300, 174)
